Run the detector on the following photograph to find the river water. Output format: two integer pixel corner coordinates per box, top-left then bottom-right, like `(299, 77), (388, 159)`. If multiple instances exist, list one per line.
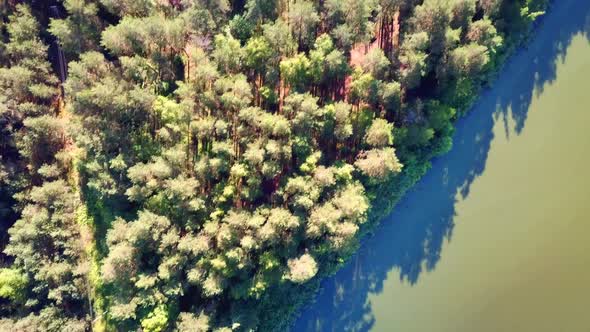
(292, 1), (590, 331)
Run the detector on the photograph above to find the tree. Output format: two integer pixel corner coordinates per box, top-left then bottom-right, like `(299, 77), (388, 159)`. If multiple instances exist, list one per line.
(263, 19), (297, 58)
(4, 180), (89, 327)
(348, 67), (379, 106)
(185, 0), (231, 30)
(244, 37), (273, 73)
(361, 48), (390, 79)
(479, 0), (502, 17)
(0, 307), (88, 332)
(309, 34), (348, 93)
(379, 81), (402, 117)
(451, 0), (477, 31)
(325, 101), (353, 142)
(0, 268), (27, 302)
(425, 99), (456, 136)
(324, 0), (378, 47)
(411, 0), (453, 57)
(101, 15), (187, 87)
(305, 182), (370, 251)
(1, 4), (58, 103)
(17, 116), (65, 176)
(244, 36), (273, 104)
(354, 147), (402, 177)
(287, 0), (320, 49)
(176, 311), (211, 332)
(49, 0), (103, 58)
(280, 53), (311, 92)
(212, 32), (244, 75)
(467, 18), (503, 52)
(65, 51), (155, 155)
(0, 4), (61, 264)
(99, 0), (155, 17)
(364, 118), (394, 147)
(448, 43), (490, 77)
(101, 211), (181, 329)
(283, 92), (322, 129)
(245, 0), (278, 23)
(286, 254), (318, 283)
(399, 32), (429, 89)
(141, 305), (169, 332)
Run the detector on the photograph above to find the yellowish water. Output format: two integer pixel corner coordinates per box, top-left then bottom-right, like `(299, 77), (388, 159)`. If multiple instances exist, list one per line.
(369, 32), (590, 332)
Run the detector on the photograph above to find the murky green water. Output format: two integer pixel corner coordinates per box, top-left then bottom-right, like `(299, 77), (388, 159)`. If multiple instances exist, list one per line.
(293, 1), (590, 331)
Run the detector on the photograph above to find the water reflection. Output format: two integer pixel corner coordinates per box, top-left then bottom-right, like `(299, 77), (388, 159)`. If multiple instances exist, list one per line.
(292, 1), (590, 331)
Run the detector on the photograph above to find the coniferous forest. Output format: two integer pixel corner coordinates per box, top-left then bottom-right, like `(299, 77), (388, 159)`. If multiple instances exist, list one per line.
(0, 0), (548, 331)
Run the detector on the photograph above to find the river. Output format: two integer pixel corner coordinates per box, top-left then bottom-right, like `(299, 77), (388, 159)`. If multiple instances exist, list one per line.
(292, 1), (590, 331)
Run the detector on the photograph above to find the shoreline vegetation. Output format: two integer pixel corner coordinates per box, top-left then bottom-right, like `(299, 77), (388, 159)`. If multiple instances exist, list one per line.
(0, 0), (548, 331)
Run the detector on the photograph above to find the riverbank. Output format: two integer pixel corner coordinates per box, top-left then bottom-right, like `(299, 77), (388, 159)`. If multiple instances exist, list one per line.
(291, 0), (590, 330)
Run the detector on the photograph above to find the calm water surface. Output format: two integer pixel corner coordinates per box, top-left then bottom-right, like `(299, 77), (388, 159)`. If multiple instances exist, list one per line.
(293, 1), (590, 331)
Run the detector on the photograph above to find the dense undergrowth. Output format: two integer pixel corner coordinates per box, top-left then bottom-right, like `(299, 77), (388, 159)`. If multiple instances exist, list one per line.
(0, 0), (547, 330)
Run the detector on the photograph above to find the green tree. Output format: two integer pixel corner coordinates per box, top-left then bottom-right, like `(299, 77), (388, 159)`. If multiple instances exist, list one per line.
(212, 32), (244, 75)
(99, 0), (155, 17)
(49, 0), (103, 58)
(0, 4), (61, 260)
(479, 0), (502, 17)
(286, 254), (318, 283)
(360, 48), (390, 80)
(354, 147), (402, 177)
(379, 81), (402, 118)
(467, 18), (503, 52)
(448, 43), (490, 77)
(399, 32), (429, 89)
(101, 211), (181, 329)
(101, 15), (186, 86)
(245, 0), (278, 23)
(1, 4), (58, 103)
(176, 311), (211, 332)
(451, 0), (477, 31)
(16, 116), (65, 176)
(280, 53), (311, 92)
(313, 37), (348, 92)
(263, 19), (297, 58)
(0, 268), (27, 302)
(411, 0), (453, 57)
(364, 118), (394, 147)
(325, 0), (378, 48)
(287, 0), (320, 49)
(4, 180), (90, 328)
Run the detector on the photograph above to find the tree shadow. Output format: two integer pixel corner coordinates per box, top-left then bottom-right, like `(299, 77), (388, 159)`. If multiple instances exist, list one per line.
(497, 1), (590, 137)
(291, 1), (590, 331)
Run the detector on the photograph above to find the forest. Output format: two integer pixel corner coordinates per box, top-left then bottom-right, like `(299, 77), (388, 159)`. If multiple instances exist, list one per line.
(0, 0), (547, 331)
